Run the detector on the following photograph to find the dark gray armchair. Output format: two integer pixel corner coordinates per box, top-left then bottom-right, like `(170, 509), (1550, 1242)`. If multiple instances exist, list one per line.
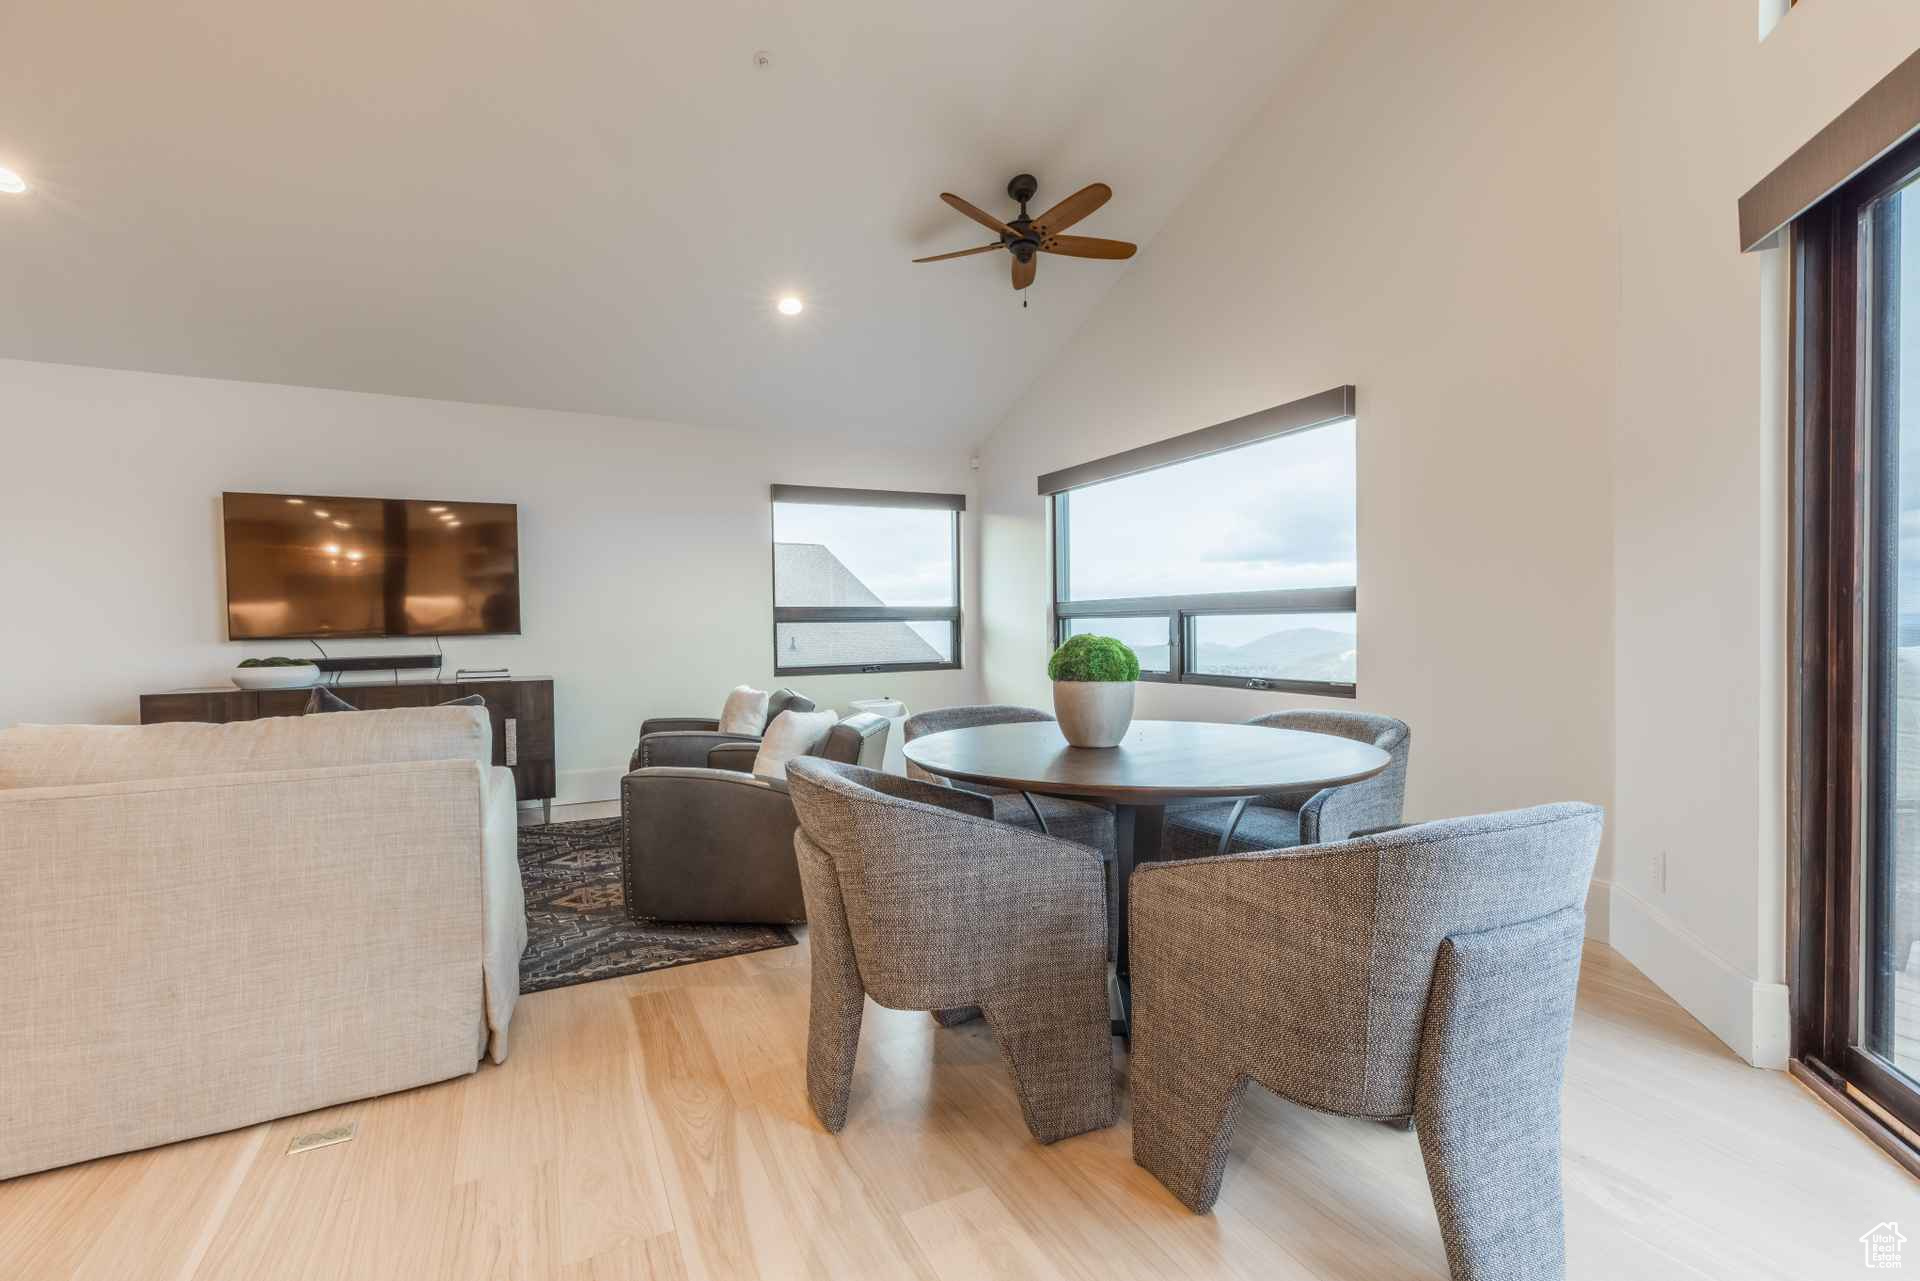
(627, 687), (815, 772)
(620, 711), (886, 924)
(787, 758), (1114, 1144)
(1165, 709), (1410, 857)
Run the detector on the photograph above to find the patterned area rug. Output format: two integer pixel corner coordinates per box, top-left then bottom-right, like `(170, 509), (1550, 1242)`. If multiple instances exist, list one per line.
(517, 816), (796, 994)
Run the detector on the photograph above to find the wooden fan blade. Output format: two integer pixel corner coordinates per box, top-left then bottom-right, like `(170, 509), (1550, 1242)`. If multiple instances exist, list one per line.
(1029, 182), (1111, 236)
(1040, 235), (1137, 260)
(941, 192), (1020, 238)
(1012, 254), (1036, 291)
(912, 244), (1002, 263)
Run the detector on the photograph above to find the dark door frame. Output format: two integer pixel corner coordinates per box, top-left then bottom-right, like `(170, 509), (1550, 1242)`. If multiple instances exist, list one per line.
(1790, 128), (1920, 1176)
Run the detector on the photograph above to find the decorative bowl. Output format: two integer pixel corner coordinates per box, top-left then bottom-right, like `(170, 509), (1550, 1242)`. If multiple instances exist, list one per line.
(232, 663), (322, 690)
(1052, 679), (1135, 749)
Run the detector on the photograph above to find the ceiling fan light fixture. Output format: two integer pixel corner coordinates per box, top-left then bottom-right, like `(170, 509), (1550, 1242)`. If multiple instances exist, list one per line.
(777, 296), (804, 316)
(0, 167), (27, 195)
(916, 176), (1134, 291)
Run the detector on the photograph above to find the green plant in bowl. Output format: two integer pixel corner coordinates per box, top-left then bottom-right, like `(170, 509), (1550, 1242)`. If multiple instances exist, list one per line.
(1047, 634), (1141, 682)
(1048, 634), (1139, 747)
(238, 656), (317, 668)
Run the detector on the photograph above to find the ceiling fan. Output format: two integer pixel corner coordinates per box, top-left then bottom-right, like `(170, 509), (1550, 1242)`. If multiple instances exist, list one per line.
(914, 173), (1136, 293)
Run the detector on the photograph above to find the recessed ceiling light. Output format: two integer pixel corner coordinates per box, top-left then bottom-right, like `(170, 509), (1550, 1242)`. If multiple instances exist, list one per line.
(332, 520), (350, 528)
(427, 506), (446, 513)
(0, 168), (27, 195)
(345, 550), (364, 561)
(445, 520), (461, 528)
(313, 508), (330, 518)
(285, 497), (305, 505)
(777, 296), (804, 316)
(322, 543), (341, 555)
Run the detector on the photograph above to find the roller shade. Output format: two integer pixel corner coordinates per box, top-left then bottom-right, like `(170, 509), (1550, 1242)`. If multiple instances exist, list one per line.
(1036, 385), (1355, 496)
(1740, 47), (1920, 252)
(771, 484), (964, 511)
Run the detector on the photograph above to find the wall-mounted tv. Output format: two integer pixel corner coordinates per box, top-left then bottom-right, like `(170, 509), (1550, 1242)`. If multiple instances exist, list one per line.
(222, 491), (521, 640)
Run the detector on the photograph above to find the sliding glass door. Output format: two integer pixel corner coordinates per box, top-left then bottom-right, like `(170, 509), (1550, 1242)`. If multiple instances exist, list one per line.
(1863, 170), (1920, 1094)
(1795, 132), (1920, 1158)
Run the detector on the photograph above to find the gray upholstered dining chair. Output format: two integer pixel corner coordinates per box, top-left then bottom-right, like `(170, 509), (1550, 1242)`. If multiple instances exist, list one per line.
(903, 705), (1115, 852)
(786, 757), (1114, 1144)
(628, 687), (815, 771)
(1128, 802), (1602, 1281)
(1164, 709), (1409, 856)
(904, 704), (1122, 1028)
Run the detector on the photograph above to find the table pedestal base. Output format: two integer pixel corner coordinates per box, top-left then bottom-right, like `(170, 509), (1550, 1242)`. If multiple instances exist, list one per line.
(1109, 801), (1165, 1040)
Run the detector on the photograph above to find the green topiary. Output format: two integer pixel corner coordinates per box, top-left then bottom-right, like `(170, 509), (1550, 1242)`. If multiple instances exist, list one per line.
(1047, 633), (1141, 682)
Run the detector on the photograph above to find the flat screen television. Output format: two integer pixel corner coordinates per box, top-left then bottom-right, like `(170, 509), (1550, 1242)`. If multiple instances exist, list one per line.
(222, 491), (521, 640)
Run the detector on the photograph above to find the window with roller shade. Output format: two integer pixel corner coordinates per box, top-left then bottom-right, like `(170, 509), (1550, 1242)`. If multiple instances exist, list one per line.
(770, 485), (963, 674)
(1044, 387), (1357, 696)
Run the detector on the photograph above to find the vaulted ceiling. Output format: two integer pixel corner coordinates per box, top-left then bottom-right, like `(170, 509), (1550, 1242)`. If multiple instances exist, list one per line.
(0, 1), (1341, 444)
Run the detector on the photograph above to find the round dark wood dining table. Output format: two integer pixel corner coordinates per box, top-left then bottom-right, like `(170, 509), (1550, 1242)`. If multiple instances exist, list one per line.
(900, 718), (1391, 1035)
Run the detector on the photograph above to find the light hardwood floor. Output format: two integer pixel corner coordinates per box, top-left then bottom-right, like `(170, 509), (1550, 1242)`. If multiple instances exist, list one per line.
(2, 844), (1913, 1278)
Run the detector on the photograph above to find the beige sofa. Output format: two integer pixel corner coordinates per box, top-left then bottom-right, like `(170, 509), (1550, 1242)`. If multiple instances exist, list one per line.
(0, 705), (525, 1181)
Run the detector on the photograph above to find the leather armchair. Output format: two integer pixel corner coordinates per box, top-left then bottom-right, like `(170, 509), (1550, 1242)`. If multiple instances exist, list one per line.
(627, 688), (816, 771)
(621, 711), (887, 924)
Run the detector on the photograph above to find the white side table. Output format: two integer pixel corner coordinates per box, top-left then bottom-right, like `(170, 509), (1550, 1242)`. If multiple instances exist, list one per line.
(846, 698), (908, 774)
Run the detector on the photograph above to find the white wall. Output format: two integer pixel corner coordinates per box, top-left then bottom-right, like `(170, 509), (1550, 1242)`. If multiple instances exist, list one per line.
(976, 0), (1920, 1068)
(0, 359), (981, 801)
(1611, 0), (1920, 1067)
(976, 0), (1620, 886)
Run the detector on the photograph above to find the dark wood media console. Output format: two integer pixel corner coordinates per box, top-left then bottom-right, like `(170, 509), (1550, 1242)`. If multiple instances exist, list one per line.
(139, 677), (556, 817)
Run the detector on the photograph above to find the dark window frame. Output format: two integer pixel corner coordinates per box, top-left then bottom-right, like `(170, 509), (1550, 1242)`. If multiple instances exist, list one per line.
(769, 484), (964, 677)
(1791, 127), (1920, 1174)
(1045, 392), (1359, 699)
(1057, 610), (1176, 677)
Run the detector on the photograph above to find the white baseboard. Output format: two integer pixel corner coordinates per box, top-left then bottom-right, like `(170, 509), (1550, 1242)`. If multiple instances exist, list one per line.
(1583, 876), (1611, 941)
(1603, 881), (1789, 1069)
(555, 766), (623, 806)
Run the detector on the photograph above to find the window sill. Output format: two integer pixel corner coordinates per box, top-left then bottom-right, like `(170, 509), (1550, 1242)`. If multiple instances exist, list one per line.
(775, 661), (962, 677)
(1129, 670), (1354, 697)
(1177, 674), (1356, 698)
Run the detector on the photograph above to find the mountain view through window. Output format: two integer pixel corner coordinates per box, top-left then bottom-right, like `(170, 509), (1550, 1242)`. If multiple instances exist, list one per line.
(1055, 419), (1357, 688)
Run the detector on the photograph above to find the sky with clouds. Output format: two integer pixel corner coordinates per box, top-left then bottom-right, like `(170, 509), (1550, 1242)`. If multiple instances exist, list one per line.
(772, 420), (1357, 652)
(1061, 421), (1356, 645)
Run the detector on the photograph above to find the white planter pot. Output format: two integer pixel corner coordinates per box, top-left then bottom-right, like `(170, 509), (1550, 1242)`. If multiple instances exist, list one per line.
(231, 664), (322, 690)
(1052, 680), (1135, 749)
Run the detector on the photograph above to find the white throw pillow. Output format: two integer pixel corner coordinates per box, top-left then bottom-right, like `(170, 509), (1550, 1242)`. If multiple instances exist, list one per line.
(718, 685), (771, 736)
(752, 710), (840, 781)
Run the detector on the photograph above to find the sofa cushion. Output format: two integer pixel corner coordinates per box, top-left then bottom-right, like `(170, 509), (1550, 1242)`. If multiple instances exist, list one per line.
(752, 710), (839, 780)
(0, 705), (492, 789)
(719, 685), (772, 736)
(765, 688), (815, 722)
(304, 687), (485, 714)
